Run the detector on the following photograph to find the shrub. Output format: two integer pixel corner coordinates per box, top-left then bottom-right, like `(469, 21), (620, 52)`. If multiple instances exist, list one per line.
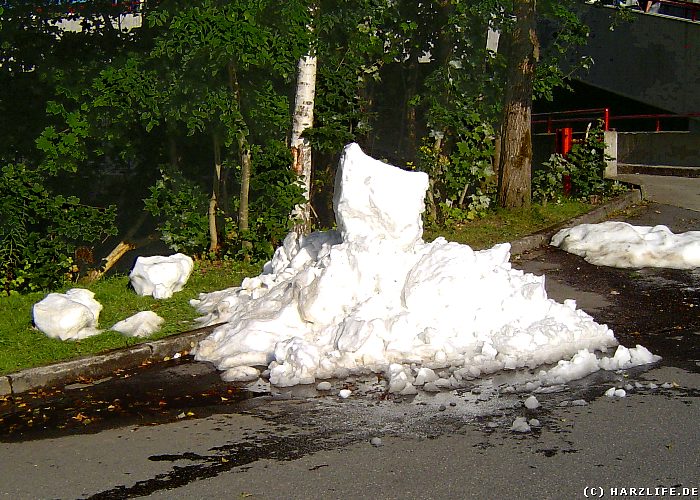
(0, 163), (117, 294)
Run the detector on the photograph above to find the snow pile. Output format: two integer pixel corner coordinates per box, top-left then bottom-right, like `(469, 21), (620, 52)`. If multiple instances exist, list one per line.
(33, 288), (102, 340)
(130, 253), (194, 299)
(193, 143), (655, 391)
(111, 311), (164, 337)
(551, 221), (700, 269)
(538, 344), (660, 385)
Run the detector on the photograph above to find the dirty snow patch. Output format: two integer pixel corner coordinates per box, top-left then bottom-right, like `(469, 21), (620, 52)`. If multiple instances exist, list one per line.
(551, 221), (700, 269)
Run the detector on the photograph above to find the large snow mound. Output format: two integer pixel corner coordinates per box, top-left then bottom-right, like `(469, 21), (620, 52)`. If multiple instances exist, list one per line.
(33, 288), (102, 340)
(551, 221), (700, 269)
(130, 253), (194, 299)
(192, 143), (655, 390)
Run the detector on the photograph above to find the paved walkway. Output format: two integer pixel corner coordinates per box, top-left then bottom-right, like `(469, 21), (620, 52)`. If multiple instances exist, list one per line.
(616, 173), (700, 211)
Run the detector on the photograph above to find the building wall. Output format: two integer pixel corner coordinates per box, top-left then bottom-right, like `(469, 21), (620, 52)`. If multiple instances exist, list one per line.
(570, 4), (699, 114)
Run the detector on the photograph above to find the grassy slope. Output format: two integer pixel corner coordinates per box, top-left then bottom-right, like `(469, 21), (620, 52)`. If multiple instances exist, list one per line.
(0, 200), (592, 375)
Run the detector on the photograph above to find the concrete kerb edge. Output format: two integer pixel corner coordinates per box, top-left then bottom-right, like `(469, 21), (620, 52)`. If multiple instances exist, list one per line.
(2, 323), (224, 396)
(509, 187), (643, 256)
(2, 189), (643, 397)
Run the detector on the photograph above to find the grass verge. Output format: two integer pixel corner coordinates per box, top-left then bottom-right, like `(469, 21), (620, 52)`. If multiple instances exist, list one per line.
(0, 260), (259, 375)
(423, 200), (592, 249)
(0, 199), (593, 376)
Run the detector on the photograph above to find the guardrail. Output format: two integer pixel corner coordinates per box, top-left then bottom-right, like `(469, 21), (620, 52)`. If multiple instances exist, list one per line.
(533, 108), (700, 132)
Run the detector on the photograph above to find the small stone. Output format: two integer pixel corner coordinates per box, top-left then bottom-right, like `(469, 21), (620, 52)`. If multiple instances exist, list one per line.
(339, 389), (352, 399)
(528, 418), (541, 428)
(449, 401), (457, 407)
(571, 399), (588, 407)
(438, 404), (447, 411)
(316, 381), (332, 391)
(370, 437), (382, 447)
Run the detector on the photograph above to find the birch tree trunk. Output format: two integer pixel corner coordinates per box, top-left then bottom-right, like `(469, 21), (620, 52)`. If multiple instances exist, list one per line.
(290, 54), (317, 236)
(208, 134), (222, 254)
(498, 0), (539, 209)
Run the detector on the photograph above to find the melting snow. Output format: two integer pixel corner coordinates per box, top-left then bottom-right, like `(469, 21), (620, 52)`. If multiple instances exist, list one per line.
(551, 221), (700, 269)
(32, 288), (102, 340)
(191, 144), (659, 390)
(130, 253), (194, 299)
(111, 311), (164, 337)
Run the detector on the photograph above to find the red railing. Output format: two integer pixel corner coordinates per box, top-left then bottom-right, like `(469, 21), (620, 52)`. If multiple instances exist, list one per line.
(648, 0), (700, 22)
(533, 108), (700, 133)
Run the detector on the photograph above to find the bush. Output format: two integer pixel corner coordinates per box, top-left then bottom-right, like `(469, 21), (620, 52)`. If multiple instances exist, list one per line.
(0, 163), (117, 294)
(533, 122), (625, 204)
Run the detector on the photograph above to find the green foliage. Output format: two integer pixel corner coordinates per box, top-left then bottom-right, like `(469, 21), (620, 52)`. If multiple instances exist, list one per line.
(0, 164), (117, 294)
(533, 122), (624, 203)
(415, 119), (497, 227)
(226, 142), (305, 260)
(533, 153), (568, 204)
(143, 169), (211, 255)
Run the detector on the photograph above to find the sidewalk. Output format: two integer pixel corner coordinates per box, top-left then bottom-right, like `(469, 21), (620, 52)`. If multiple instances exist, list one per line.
(2, 173), (696, 397)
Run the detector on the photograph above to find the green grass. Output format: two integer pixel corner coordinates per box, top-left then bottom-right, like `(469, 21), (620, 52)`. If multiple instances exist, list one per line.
(0, 200), (594, 376)
(424, 200), (592, 250)
(0, 259), (260, 376)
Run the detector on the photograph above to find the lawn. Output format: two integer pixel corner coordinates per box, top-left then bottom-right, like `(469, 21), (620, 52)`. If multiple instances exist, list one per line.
(0, 200), (593, 376)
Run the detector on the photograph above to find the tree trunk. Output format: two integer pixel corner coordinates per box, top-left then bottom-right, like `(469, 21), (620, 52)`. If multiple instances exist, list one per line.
(498, 0), (539, 209)
(83, 211), (154, 283)
(208, 134), (222, 254)
(228, 60), (252, 257)
(290, 54), (317, 236)
(238, 135), (252, 258)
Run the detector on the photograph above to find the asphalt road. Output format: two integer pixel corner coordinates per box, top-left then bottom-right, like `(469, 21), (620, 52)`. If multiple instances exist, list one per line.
(1, 202), (698, 500)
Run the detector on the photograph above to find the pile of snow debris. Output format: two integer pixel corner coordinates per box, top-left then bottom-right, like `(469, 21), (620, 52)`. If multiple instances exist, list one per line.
(192, 143), (660, 392)
(551, 221), (700, 269)
(32, 254), (193, 340)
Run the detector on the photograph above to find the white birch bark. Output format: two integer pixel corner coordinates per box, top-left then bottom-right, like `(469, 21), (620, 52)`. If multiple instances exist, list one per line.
(290, 54), (317, 235)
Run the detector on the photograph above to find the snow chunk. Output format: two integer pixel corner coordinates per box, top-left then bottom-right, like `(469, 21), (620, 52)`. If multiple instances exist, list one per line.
(130, 253), (194, 299)
(111, 311), (164, 337)
(33, 288), (102, 340)
(524, 395), (540, 410)
(334, 142), (429, 250)
(511, 416), (531, 433)
(192, 144), (655, 389)
(605, 387), (627, 398)
(551, 222), (700, 269)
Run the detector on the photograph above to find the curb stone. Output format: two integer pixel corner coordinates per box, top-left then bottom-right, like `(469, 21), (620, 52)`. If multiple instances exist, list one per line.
(0, 376), (11, 396)
(3, 323), (224, 396)
(509, 188), (642, 256)
(1, 188), (643, 396)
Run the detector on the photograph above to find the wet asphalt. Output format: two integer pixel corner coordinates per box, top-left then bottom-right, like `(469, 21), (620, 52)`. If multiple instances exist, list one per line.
(0, 201), (698, 499)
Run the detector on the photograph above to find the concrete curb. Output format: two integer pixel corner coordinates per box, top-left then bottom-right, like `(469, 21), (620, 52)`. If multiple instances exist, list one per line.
(1, 323), (223, 397)
(1, 188), (644, 396)
(509, 188), (642, 256)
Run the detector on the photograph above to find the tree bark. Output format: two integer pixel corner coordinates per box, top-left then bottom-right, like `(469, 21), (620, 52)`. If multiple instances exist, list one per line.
(290, 54), (317, 236)
(498, 0), (539, 209)
(228, 60), (252, 257)
(238, 135), (252, 257)
(208, 134), (222, 254)
(83, 211), (154, 283)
